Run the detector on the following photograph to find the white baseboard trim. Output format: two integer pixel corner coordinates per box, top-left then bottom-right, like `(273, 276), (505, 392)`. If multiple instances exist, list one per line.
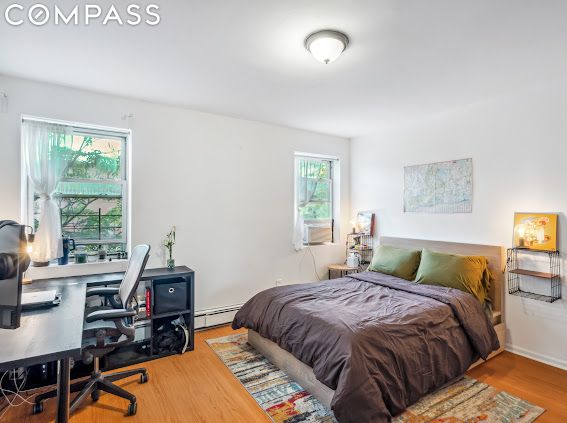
(195, 304), (242, 329)
(505, 343), (567, 371)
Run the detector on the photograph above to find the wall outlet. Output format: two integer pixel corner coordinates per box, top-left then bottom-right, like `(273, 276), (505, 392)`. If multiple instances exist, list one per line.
(275, 278), (283, 286)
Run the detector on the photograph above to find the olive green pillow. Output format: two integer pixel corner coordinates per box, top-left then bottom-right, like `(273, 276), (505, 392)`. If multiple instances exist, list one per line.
(368, 245), (422, 281)
(415, 249), (492, 303)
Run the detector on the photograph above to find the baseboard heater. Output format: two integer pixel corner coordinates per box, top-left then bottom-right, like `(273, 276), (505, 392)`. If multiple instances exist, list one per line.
(194, 304), (242, 329)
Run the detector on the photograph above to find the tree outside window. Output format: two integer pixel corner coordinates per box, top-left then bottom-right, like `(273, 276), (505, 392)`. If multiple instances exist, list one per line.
(32, 132), (127, 255)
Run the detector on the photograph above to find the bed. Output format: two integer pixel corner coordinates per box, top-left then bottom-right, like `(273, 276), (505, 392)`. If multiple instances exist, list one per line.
(232, 237), (506, 422)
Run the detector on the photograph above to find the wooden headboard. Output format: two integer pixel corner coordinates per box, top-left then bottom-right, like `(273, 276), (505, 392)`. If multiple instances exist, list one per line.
(380, 237), (505, 315)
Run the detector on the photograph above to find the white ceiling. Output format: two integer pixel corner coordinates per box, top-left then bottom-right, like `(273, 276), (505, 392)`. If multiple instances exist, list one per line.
(1, 0), (566, 138)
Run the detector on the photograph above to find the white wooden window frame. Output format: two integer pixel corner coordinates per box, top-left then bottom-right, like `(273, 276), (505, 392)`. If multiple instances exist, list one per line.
(294, 152), (340, 245)
(20, 116), (132, 253)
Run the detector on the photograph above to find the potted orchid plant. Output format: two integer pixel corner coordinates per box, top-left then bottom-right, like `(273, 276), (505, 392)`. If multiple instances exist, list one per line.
(164, 226), (176, 270)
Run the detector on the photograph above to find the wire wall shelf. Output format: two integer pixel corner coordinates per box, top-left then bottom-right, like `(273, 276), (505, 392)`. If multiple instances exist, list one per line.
(507, 248), (561, 303)
(346, 233), (374, 265)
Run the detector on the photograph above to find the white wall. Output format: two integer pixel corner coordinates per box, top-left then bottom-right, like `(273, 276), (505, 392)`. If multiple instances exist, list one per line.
(0, 75), (350, 313)
(351, 82), (567, 370)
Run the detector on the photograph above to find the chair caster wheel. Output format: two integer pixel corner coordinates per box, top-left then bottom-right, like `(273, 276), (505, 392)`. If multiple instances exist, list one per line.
(32, 402), (44, 414)
(91, 390), (100, 402)
(140, 373), (149, 384)
(127, 401), (137, 416)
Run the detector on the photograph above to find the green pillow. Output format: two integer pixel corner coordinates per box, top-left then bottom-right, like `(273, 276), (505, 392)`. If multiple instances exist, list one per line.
(368, 245), (422, 281)
(415, 249), (492, 303)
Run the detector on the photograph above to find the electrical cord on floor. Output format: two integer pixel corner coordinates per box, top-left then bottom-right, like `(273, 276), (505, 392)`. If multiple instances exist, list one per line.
(0, 369), (43, 420)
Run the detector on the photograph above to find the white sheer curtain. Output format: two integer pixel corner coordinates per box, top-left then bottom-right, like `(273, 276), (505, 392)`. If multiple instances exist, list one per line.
(293, 159), (320, 251)
(22, 120), (72, 262)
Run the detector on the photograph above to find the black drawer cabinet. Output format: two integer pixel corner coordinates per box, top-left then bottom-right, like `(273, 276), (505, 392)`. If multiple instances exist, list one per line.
(154, 278), (188, 316)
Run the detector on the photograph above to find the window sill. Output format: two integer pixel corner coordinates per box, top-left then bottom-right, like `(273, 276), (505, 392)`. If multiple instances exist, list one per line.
(26, 259), (129, 281)
(303, 242), (342, 247)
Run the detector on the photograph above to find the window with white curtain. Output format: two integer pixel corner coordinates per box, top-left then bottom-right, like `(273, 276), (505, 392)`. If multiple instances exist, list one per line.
(22, 118), (129, 261)
(294, 153), (339, 248)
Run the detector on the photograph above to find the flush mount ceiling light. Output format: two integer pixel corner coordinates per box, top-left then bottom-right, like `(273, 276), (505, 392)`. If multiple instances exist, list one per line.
(305, 29), (349, 64)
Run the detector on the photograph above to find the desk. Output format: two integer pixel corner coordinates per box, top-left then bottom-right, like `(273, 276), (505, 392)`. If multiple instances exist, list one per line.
(0, 279), (86, 423)
(0, 266), (194, 421)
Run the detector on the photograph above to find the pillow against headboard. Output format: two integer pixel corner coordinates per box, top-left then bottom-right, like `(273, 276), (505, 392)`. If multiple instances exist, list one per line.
(368, 245), (422, 281)
(415, 249), (493, 304)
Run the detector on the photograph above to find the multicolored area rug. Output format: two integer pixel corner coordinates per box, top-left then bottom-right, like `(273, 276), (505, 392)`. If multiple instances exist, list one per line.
(207, 333), (545, 423)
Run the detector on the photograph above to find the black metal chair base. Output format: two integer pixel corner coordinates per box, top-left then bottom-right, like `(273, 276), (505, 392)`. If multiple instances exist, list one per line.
(33, 367), (148, 417)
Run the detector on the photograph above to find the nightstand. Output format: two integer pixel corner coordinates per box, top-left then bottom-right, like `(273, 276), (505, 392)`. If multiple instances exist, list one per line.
(328, 264), (360, 279)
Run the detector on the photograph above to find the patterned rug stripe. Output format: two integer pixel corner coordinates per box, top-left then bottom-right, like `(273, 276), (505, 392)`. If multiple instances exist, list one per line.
(238, 365), (286, 377)
(405, 376), (479, 415)
(252, 381), (306, 404)
(249, 378), (299, 395)
(414, 380), (489, 419)
(234, 367), (286, 382)
(207, 333), (544, 423)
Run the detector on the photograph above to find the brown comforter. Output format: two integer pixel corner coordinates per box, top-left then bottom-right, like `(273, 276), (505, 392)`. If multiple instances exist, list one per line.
(232, 271), (500, 423)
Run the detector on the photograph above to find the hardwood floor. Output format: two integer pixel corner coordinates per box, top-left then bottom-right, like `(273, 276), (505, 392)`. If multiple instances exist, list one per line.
(3, 325), (567, 422)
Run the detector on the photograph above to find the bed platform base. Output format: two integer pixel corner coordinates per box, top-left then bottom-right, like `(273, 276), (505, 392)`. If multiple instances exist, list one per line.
(248, 329), (334, 409)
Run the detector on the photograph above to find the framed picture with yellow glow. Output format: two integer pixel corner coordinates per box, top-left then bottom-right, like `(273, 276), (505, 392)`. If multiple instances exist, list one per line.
(513, 213), (558, 251)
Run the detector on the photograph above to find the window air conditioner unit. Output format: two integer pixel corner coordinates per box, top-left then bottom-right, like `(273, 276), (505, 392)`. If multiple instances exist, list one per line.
(304, 225), (332, 245)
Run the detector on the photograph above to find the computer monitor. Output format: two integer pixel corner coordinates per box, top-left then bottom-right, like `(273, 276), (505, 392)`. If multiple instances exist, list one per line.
(0, 221), (26, 329)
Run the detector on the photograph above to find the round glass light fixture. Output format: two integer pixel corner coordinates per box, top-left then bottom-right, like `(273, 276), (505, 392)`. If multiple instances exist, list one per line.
(305, 30), (349, 64)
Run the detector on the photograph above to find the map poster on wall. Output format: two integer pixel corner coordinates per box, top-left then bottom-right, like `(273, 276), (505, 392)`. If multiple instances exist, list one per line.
(404, 158), (473, 213)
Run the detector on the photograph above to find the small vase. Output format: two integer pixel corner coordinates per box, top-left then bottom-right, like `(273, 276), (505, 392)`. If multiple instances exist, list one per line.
(167, 258), (175, 270)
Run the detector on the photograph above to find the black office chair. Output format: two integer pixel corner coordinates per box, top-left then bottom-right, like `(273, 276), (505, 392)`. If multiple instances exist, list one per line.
(33, 244), (151, 417)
